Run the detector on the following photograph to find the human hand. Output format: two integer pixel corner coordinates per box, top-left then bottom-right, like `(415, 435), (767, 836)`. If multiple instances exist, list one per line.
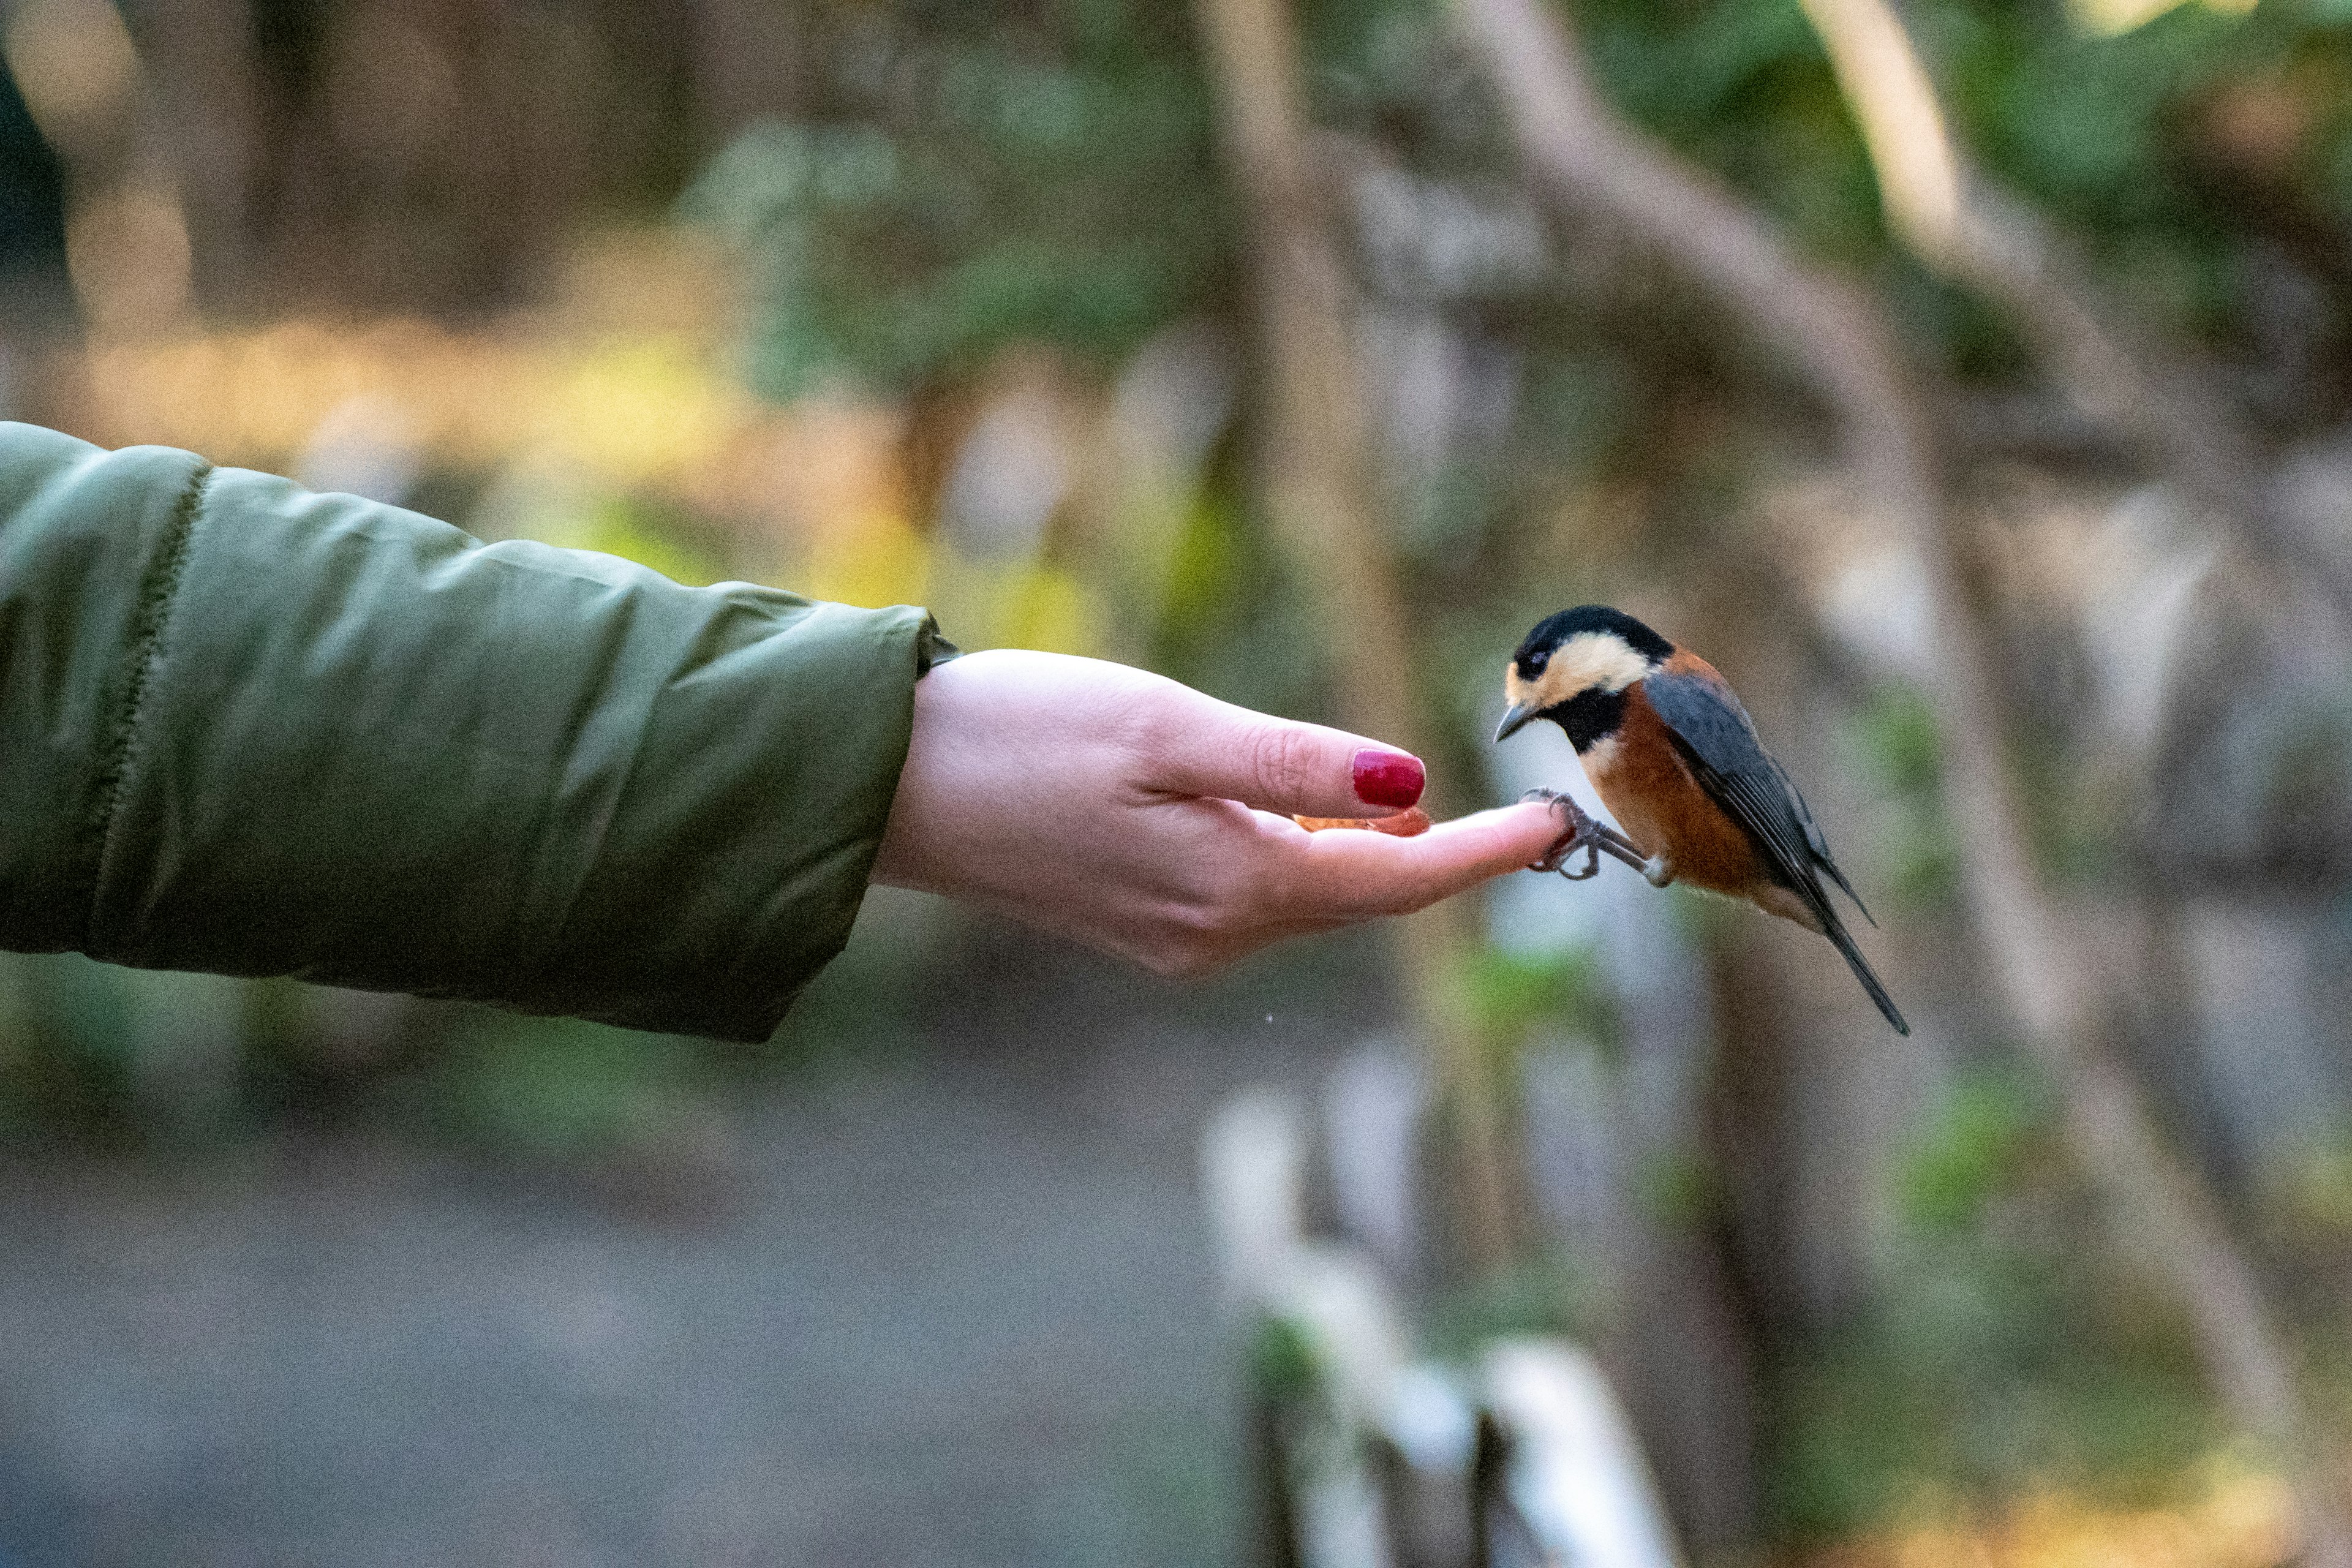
(871, 650), (1563, 974)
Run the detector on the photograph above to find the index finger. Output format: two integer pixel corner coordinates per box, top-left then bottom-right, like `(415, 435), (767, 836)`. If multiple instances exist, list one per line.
(1143, 688), (1425, 821)
(1270, 802), (1566, 921)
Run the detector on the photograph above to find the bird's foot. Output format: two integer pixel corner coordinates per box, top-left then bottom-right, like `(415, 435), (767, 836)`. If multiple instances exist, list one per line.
(1523, 789), (1602, 880)
(1520, 790), (1651, 881)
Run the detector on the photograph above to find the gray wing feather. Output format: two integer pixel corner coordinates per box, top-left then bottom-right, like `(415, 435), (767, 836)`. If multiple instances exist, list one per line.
(1643, 670), (1907, 1035)
(1766, 754), (1873, 924)
(1642, 672), (1870, 923)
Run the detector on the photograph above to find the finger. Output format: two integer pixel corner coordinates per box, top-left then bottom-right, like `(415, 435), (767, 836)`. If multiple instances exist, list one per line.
(1143, 692), (1425, 820)
(1276, 802), (1564, 919)
(1292, 807), (1431, 837)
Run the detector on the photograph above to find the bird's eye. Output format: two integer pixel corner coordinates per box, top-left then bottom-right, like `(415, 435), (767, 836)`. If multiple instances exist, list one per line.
(1525, 651), (1548, 674)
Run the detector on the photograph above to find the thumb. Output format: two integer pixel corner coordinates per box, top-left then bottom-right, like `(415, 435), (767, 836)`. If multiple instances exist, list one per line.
(1148, 693), (1426, 819)
(1291, 802), (1565, 919)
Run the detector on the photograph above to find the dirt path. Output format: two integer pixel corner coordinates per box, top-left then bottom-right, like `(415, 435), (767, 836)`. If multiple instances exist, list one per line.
(0, 941), (1376, 1567)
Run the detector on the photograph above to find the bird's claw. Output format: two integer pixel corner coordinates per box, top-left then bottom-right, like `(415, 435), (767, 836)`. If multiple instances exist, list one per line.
(1522, 788), (1603, 880)
(1520, 788), (1653, 880)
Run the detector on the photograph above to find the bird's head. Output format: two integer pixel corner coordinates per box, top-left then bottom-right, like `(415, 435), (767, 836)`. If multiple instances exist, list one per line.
(1496, 605), (1675, 745)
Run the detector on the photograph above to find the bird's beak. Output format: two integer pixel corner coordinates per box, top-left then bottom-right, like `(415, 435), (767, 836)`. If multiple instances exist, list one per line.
(1494, 703), (1535, 743)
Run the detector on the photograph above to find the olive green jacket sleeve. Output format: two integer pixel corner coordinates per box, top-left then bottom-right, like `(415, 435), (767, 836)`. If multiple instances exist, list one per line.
(0, 421), (951, 1042)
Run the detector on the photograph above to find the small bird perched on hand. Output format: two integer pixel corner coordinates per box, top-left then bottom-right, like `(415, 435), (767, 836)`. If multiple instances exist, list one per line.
(1495, 605), (1909, 1036)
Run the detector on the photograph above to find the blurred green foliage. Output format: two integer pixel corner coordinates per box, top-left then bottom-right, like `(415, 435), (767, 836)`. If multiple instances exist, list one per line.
(692, 0), (2352, 415)
(1776, 1315), (2217, 1539)
(1147, 489), (1331, 720)
(1425, 1247), (1601, 1355)
(551, 496), (729, 590)
(1849, 684), (1964, 907)
(1634, 1145), (1729, 1231)
(418, 1016), (715, 1162)
(1771, 1061), (2218, 1539)
(1248, 1312), (1325, 1405)
(1896, 1064), (2053, 1233)
(0, 954), (247, 1143)
(1451, 941), (1618, 1047)
(685, 4), (1231, 400)
(0, 888), (940, 1167)
(1587, 0), (2352, 388)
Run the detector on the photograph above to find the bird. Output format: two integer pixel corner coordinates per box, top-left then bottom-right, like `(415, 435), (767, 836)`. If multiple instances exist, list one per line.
(1494, 605), (1909, 1036)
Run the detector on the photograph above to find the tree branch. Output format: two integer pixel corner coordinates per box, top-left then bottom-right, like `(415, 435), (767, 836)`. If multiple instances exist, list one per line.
(1193, 0), (1518, 1274)
(1448, 0), (2352, 1559)
(1797, 0), (2352, 622)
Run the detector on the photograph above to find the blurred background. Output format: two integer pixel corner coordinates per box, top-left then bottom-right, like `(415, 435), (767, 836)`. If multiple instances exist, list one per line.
(2, 0), (2351, 1562)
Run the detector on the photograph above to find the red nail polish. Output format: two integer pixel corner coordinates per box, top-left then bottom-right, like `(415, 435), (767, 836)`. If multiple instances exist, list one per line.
(1352, 748), (1425, 809)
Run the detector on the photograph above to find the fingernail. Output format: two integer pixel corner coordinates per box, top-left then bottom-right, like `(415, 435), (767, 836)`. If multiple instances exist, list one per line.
(1352, 748), (1425, 809)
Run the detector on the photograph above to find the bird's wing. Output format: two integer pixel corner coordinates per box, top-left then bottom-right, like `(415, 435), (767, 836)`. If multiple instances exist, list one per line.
(1642, 670), (1870, 922)
(1640, 669), (1838, 925)
(1765, 753), (1873, 924)
(1644, 668), (1908, 1034)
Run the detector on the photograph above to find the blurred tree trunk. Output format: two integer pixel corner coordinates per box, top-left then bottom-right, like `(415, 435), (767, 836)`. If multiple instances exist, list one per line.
(128, 0), (260, 309)
(1795, 0), (2352, 624)
(1695, 608), (1913, 1335)
(2, 0), (195, 334)
(1191, 0), (1518, 1275)
(682, 0), (808, 149)
(1449, 0), (2352, 1561)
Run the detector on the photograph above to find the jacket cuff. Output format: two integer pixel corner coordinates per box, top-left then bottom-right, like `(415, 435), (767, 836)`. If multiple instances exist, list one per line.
(674, 602), (946, 1042)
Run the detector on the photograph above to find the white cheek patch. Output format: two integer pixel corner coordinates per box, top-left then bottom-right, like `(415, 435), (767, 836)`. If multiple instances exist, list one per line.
(1529, 633), (1652, 710)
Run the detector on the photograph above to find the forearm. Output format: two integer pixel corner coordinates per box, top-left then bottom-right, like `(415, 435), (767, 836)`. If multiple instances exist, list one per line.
(0, 422), (944, 1041)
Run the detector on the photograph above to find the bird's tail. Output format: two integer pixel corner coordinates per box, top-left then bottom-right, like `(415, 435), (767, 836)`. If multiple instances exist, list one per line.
(1822, 910), (1909, 1036)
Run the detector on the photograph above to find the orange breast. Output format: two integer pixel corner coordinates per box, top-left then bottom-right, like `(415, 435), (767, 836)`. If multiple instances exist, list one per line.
(1583, 682), (1770, 897)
